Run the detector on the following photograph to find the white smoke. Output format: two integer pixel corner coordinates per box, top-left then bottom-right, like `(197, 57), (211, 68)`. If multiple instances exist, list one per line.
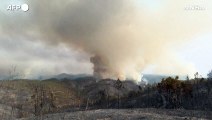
(1, 0), (212, 82)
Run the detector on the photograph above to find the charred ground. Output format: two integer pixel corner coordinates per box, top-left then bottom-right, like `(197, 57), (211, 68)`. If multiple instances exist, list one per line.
(0, 76), (211, 119)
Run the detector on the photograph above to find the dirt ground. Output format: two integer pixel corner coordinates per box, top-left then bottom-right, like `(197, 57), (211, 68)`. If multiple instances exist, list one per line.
(19, 108), (212, 120)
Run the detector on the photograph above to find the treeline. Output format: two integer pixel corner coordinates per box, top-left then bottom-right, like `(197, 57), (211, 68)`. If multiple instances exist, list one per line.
(87, 77), (212, 111)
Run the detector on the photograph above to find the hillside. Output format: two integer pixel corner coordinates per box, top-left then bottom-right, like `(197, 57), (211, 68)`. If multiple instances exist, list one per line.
(0, 77), (211, 119)
(0, 80), (82, 119)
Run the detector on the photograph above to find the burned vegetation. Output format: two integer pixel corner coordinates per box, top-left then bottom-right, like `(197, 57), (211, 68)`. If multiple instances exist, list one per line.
(0, 75), (211, 119)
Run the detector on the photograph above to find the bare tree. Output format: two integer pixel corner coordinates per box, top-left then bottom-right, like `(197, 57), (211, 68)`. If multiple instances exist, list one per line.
(114, 78), (123, 109)
(207, 70), (212, 79)
(85, 97), (90, 110)
(194, 72), (199, 79)
(30, 83), (55, 116)
(8, 65), (25, 80)
(186, 75), (190, 81)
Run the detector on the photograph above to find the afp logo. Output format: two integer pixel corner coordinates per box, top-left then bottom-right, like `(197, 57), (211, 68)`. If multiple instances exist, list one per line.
(7, 4), (29, 12)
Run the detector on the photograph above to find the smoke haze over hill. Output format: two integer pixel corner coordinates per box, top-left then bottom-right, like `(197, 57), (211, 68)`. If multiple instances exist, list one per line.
(1, 0), (212, 81)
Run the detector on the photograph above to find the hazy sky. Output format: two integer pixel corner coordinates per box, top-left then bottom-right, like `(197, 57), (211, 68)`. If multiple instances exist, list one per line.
(138, 0), (212, 77)
(0, 0), (212, 79)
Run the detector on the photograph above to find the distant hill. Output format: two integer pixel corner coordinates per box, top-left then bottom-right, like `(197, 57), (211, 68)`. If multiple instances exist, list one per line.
(45, 73), (93, 80)
(142, 74), (187, 84)
(142, 74), (168, 84)
(45, 73), (186, 84)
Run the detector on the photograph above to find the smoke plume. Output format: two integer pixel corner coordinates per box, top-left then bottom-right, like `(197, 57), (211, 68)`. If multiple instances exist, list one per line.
(1, 0), (212, 81)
